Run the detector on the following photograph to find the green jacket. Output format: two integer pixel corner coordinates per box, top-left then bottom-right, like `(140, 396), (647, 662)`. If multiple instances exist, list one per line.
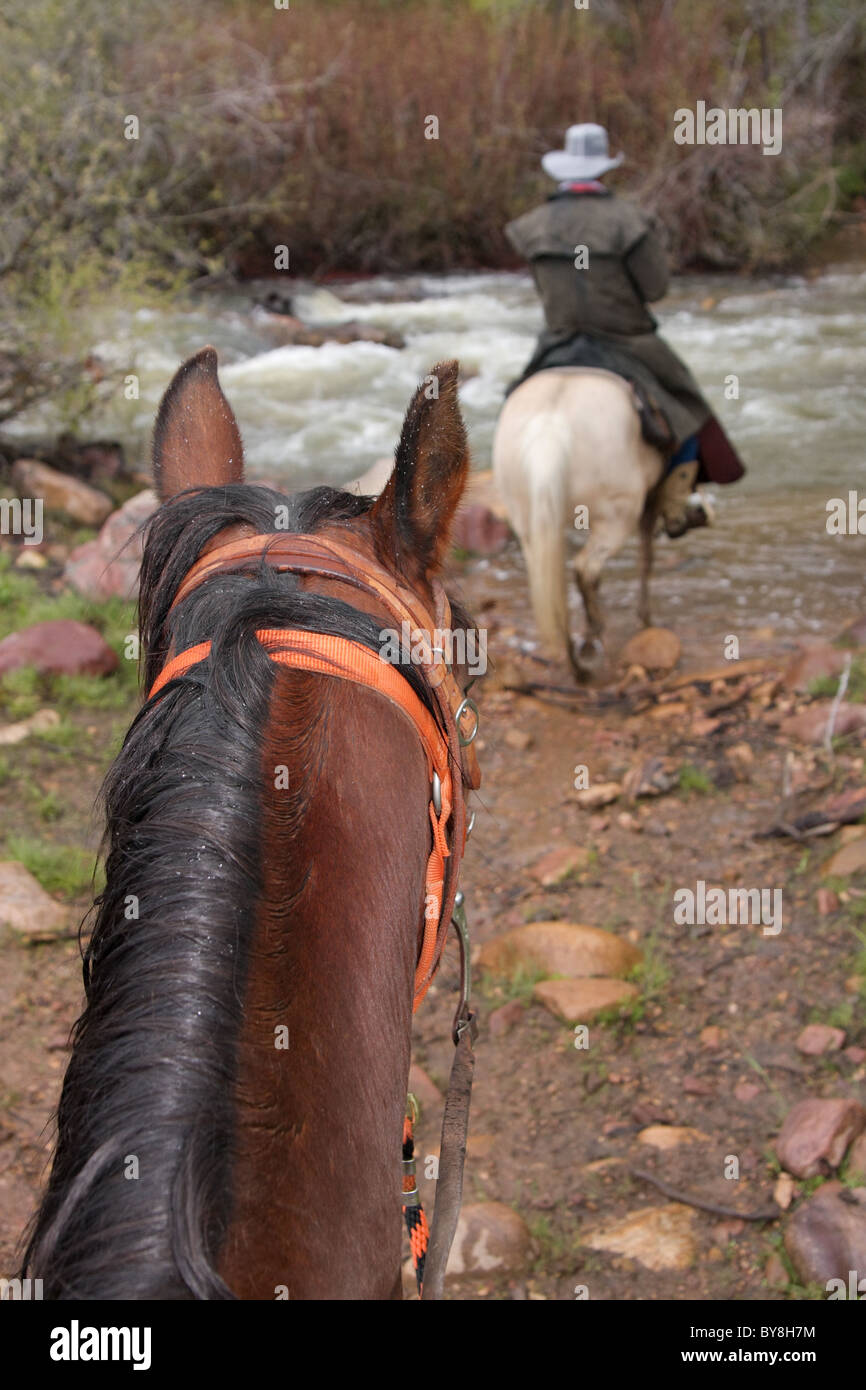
(505, 189), (712, 444)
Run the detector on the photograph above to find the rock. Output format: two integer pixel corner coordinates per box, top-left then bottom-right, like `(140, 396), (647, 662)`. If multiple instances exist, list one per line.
(734, 1081), (761, 1102)
(822, 839), (866, 879)
(451, 503), (511, 556)
(700, 1025), (726, 1049)
(773, 1172), (797, 1210)
(764, 1252), (789, 1288)
(781, 642), (848, 692)
(65, 488), (158, 599)
(488, 999), (524, 1038)
(533, 977), (639, 1023)
(784, 1181), (866, 1291)
(846, 1132), (866, 1183)
(479, 922), (642, 980)
(0, 861), (71, 940)
(621, 627), (681, 673)
(528, 846), (590, 887)
(0, 708), (60, 745)
(13, 549), (47, 570)
(12, 458), (112, 526)
(816, 888), (840, 916)
(796, 1024), (846, 1056)
(574, 781), (621, 809)
(408, 1063), (442, 1112)
(637, 1125), (710, 1150)
(504, 727), (533, 752)
(582, 1204), (697, 1271)
(0, 619), (118, 678)
(446, 1202), (532, 1277)
(775, 1098), (866, 1179)
(781, 703), (866, 745)
(622, 757), (676, 799)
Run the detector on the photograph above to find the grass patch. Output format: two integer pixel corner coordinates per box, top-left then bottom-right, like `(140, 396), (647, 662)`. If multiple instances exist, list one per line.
(678, 764), (714, 796)
(4, 835), (103, 899)
(809, 657), (866, 704)
(480, 963), (548, 1006)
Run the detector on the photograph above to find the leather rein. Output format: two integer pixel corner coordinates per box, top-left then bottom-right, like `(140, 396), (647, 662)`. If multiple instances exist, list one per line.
(147, 530), (481, 1299)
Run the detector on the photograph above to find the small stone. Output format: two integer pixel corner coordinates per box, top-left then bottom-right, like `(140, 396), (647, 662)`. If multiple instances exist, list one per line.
(775, 1098), (866, 1179)
(533, 977), (639, 1023)
(12, 458), (113, 526)
(764, 1253), (789, 1288)
(823, 839), (866, 879)
(774, 1172), (797, 1210)
(700, 1025), (726, 1049)
(446, 1202), (531, 1277)
(0, 861), (71, 941)
(621, 627), (682, 673)
(528, 846), (589, 886)
(0, 619), (118, 678)
(734, 1081), (761, 1102)
(504, 727), (533, 752)
(479, 922), (642, 981)
(0, 708), (60, 746)
(574, 782), (621, 809)
(784, 1181), (866, 1290)
(582, 1204), (696, 1272)
(13, 548), (47, 570)
(796, 1024), (846, 1056)
(488, 999), (524, 1038)
(637, 1125), (710, 1151)
(816, 888), (840, 916)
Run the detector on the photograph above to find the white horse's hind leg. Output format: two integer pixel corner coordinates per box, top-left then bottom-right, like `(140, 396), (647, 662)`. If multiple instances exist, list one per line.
(573, 512), (638, 666)
(638, 501), (656, 628)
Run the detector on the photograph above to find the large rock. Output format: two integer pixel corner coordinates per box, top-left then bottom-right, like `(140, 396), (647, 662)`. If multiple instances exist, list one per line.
(621, 627), (681, 673)
(445, 1202), (531, 1277)
(450, 503), (510, 556)
(12, 458), (112, 526)
(781, 703), (866, 745)
(784, 1181), (866, 1291)
(775, 1098), (866, 1179)
(0, 861), (71, 940)
(0, 619), (118, 678)
(796, 1024), (846, 1056)
(582, 1204), (697, 1271)
(65, 488), (158, 599)
(533, 977), (639, 1023)
(479, 922), (641, 980)
(781, 642), (849, 692)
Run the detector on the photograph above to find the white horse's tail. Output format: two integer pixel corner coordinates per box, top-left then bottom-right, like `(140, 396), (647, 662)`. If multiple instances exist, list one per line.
(520, 413), (573, 657)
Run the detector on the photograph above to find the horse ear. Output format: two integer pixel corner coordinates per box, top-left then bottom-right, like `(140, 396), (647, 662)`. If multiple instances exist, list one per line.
(371, 361), (470, 583)
(152, 347), (244, 501)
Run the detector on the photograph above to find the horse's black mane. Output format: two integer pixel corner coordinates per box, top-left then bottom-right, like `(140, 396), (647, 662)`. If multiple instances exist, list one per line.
(22, 482), (451, 1299)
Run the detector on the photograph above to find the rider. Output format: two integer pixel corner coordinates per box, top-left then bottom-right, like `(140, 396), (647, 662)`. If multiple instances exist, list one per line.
(505, 123), (744, 537)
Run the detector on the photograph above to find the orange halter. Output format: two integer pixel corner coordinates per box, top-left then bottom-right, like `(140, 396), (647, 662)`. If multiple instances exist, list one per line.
(147, 532), (480, 1012)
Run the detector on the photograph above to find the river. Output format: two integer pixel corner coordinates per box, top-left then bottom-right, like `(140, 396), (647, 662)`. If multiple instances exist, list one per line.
(15, 266), (866, 656)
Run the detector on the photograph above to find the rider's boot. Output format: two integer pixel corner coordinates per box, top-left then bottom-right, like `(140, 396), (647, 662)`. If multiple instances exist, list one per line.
(658, 459), (707, 538)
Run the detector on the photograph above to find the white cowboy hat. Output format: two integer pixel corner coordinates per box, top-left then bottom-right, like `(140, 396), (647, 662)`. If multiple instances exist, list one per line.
(541, 124), (624, 181)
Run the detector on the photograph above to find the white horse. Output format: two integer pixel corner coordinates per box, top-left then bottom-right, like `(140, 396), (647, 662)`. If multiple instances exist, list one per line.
(493, 367), (677, 681)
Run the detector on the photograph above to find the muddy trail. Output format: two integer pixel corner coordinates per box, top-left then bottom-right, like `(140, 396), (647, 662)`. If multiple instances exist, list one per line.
(1, 531), (865, 1301)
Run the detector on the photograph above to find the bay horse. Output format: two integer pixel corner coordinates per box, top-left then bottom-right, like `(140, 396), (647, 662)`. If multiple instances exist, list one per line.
(493, 367), (678, 681)
(22, 349), (480, 1299)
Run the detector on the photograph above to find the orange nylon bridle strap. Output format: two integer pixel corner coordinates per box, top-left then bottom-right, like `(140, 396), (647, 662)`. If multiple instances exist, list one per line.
(148, 627), (454, 1011)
